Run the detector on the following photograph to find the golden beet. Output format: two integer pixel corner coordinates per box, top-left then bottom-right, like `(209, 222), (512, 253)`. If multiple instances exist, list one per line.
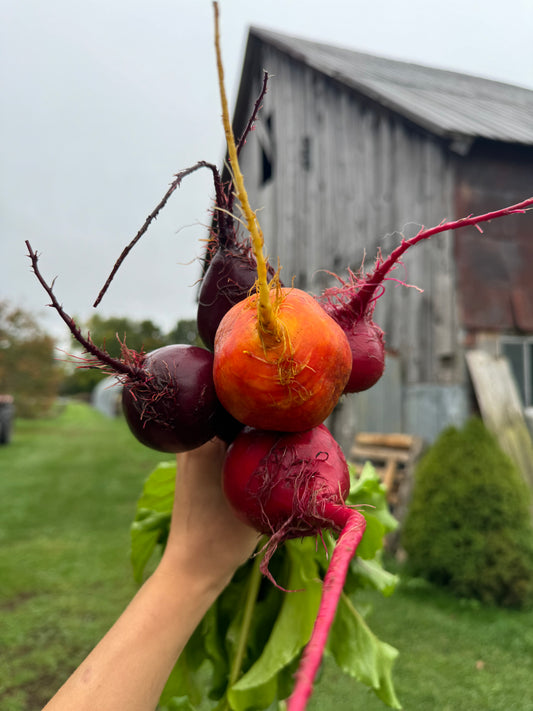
(213, 287), (351, 432)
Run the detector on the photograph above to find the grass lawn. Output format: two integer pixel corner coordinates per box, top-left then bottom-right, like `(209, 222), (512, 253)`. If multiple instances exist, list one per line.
(0, 401), (164, 710)
(1, 402), (533, 710)
(310, 581), (533, 711)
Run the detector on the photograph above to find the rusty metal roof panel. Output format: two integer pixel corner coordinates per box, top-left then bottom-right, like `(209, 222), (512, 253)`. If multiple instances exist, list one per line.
(251, 28), (533, 145)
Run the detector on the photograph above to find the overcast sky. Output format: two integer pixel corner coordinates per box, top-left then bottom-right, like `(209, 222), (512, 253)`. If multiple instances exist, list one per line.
(2, 0), (533, 342)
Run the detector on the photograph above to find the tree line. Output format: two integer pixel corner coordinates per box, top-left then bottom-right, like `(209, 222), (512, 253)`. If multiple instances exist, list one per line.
(0, 300), (200, 418)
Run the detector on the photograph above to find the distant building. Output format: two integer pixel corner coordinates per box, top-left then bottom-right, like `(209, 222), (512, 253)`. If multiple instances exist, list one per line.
(0, 394), (14, 444)
(92, 375), (122, 418)
(229, 27), (533, 447)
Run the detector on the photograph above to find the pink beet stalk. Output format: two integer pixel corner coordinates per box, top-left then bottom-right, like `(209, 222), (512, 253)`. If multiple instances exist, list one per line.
(287, 505), (366, 711)
(356, 196), (533, 314)
(320, 196), (533, 394)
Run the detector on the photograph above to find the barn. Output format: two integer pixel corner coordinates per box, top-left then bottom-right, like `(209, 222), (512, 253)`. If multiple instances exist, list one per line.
(227, 27), (533, 453)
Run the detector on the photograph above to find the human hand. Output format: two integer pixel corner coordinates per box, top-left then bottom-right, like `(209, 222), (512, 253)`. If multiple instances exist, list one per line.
(42, 438), (258, 711)
(159, 438), (260, 592)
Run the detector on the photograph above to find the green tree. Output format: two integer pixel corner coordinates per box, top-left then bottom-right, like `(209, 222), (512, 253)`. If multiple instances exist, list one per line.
(84, 314), (167, 359)
(60, 314), (168, 395)
(0, 300), (63, 417)
(60, 315), (201, 395)
(167, 319), (200, 346)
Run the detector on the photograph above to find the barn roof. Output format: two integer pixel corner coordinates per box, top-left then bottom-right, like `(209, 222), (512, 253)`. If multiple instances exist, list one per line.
(248, 27), (533, 146)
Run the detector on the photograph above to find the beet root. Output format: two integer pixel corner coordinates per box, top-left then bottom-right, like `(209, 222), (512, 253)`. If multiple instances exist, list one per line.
(319, 269), (386, 393)
(222, 423), (366, 711)
(222, 424), (350, 542)
(341, 318), (385, 393)
(213, 288), (352, 432)
(122, 344), (220, 453)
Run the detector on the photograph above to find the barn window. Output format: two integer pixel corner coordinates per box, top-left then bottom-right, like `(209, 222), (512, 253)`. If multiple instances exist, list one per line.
(258, 113), (274, 186)
(301, 136), (312, 172)
(261, 146), (273, 184)
(500, 336), (533, 407)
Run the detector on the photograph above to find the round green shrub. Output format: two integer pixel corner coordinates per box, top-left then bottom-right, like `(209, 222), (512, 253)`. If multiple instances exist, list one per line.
(401, 417), (533, 608)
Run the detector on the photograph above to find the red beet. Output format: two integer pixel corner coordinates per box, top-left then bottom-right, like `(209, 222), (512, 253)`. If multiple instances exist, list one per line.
(320, 279), (385, 393)
(343, 319), (385, 393)
(122, 345), (219, 453)
(223, 424), (350, 537)
(222, 424), (366, 710)
(25, 243), (242, 452)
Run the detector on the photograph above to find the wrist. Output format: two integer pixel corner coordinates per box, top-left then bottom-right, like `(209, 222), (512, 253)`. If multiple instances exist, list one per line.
(156, 545), (236, 599)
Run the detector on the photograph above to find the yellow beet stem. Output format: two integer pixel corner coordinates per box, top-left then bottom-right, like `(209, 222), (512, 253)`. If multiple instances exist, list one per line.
(213, 2), (279, 339)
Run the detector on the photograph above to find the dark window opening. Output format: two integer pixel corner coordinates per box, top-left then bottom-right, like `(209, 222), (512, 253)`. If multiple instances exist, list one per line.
(301, 136), (312, 172)
(261, 147), (273, 184)
(501, 336), (533, 407)
(260, 114), (274, 186)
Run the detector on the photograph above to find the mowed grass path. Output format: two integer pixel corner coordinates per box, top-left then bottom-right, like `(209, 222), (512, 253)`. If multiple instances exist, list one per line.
(2, 403), (533, 710)
(0, 402), (164, 710)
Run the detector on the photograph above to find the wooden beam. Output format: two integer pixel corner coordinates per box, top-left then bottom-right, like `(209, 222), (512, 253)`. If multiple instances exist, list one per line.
(466, 349), (533, 489)
(350, 444), (411, 464)
(354, 432), (417, 449)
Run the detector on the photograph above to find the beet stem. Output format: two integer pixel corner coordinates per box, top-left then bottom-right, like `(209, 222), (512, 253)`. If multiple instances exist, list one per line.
(25, 241), (140, 378)
(236, 71), (269, 160)
(229, 540), (266, 688)
(287, 506), (366, 711)
(213, 2), (279, 339)
(357, 195), (533, 313)
(227, 70), (269, 215)
(93, 160), (221, 307)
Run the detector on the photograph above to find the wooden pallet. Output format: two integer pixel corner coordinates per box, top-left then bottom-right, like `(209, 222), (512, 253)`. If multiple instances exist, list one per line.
(349, 432), (424, 517)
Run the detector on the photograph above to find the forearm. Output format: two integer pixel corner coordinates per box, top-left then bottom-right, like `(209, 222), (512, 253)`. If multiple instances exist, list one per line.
(42, 560), (226, 711)
(42, 440), (258, 711)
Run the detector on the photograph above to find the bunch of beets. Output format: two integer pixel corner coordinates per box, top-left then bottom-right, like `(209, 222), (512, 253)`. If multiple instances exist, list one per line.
(26, 7), (533, 708)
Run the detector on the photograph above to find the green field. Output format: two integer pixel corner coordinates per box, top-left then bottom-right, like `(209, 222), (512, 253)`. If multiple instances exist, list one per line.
(1, 403), (533, 710)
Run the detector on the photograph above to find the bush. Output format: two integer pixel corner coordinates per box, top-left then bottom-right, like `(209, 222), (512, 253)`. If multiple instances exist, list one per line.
(401, 417), (533, 608)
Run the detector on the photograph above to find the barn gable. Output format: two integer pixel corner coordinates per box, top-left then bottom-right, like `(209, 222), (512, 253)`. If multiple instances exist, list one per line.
(235, 28), (533, 147)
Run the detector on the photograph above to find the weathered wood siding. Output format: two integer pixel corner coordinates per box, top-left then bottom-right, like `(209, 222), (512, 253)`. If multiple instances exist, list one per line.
(236, 43), (461, 394)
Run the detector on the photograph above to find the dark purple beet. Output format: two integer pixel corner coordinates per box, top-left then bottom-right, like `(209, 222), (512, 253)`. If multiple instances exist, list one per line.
(122, 344), (219, 453)
(197, 243), (277, 351)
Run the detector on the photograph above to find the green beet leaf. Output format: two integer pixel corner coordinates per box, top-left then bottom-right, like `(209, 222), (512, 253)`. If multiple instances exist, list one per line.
(327, 592), (401, 709)
(159, 649), (203, 708)
(350, 556), (398, 597)
(160, 695), (197, 711)
(130, 458), (401, 710)
(135, 460), (176, 512)
(227, 538), (323, 710)
(347, 462), (398, 534)
(130, 461), (175, 582)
